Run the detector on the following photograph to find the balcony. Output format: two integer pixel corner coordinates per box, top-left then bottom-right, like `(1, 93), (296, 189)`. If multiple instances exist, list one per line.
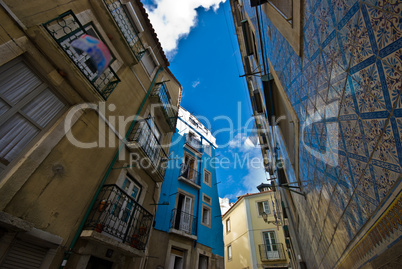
(84, 184), (153, 251)
(178, 164), (201, 189)
(185, 134), (201, 152)
(150, 82), (177, 131)
(103, 0), (145, 60)
(127, 120), (168, 181)
(43, 10), (120, 100)
(169, 209), (197, 239)
(259, 243), (287, 261)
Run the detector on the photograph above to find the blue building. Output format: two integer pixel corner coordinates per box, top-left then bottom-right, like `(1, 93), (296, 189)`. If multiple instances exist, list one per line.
(147, 107), (224, 269)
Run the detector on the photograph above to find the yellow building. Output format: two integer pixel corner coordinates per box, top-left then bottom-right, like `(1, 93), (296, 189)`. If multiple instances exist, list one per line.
(222, 185), (290, 269)
(0, 0), (181, 268)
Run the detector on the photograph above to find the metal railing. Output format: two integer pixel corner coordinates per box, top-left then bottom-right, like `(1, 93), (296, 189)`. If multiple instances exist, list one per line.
(179, 163), (200, 186)
(186, 134), (200, 151)
(259, 243), (286, 261)
(170, 209), (197, 236)
(103, 0), (145, 60)
(151, 82), (177, 129)
(43, 10), (120, 100)
(128, 120), (168, 177)
(85, 184), (153, 250)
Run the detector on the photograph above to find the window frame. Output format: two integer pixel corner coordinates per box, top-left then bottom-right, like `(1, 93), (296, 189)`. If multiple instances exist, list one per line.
(201, 204), (211, 228)
(226, 218), (231, 233)
(257, 200), (270, 216)
(203, 169), (211, 187)
(0, 57), (68, 177)
(227, 245), (232, 261)
(141, 47), (159, 78)
(202, 193), (212, 205)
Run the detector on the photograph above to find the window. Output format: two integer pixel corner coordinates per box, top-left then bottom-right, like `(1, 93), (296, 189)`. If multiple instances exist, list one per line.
(0, 58), (66, 175)
(186, 132), (200, 150)
(43, 10), (120, 99)
(201, 204), (211, 227)
(262, 231), (280, 259)
(202, 194), (212, 205)
(203, 170), (211, 186)
(226, 218), (231, 233)
(257, 201), (270, 216)
(204, 144), (211, 156)
(227, 245), (232, 261)
(142, 48), (158, 76)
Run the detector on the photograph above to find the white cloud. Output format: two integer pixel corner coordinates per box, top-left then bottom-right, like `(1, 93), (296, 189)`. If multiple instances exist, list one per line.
(228, 133), (259, 152)
(192, 79), (200, 88)
(144, 0), (226, 58)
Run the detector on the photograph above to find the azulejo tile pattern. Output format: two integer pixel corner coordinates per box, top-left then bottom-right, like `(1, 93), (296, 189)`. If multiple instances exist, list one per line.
(243, 0), (402, 268)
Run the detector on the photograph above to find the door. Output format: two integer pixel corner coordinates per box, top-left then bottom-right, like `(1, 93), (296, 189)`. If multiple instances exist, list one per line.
(168, 254), (183, 269)
(105, 176), (142, 240)
(183, 155), (196, 182)
(263, 231), (279, 259)
(180, 195), (192, 233)
(198, 254), (208, 269)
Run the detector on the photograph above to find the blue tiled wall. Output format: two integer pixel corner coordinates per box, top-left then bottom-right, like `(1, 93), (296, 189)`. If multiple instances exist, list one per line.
(243, 0), (402, 268)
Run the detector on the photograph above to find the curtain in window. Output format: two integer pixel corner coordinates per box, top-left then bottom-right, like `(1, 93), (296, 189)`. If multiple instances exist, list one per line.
(0, 58), (65, 170)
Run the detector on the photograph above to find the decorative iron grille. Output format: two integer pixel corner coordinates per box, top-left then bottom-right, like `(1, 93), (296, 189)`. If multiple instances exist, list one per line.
(151, 82), (177, 130)
(85, 184), (153, 250)
(103, 0), (145, 60)
(43, 10), (120, 100)
(128, 120), (168, 177)
(259, 243), (287, 261)
(170, 209), (197, 236)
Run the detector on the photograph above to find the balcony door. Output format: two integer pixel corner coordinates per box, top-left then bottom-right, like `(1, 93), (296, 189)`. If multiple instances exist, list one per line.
(176, 194), (193, 233)
(182, 154), (196, 182)
(262, 231), (279, 259)
(107, 176), (142, 240)
(146, 115), (161, 163)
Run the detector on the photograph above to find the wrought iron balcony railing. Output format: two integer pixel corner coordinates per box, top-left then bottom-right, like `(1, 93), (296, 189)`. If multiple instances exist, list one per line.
(103, 0), (145, 60)
(151, 82), (177, 130)
(85, 184), (153, 250)
(259, 243), (286, 261)
(128, 120), (168, 177)
(186, 134), (200, 151)
(170, 209), (197, 236)
(179, 163), (200, 186)
(43, 10), (120, 100)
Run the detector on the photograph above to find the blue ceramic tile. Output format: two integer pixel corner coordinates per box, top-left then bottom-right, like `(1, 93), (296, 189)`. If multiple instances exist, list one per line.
(371, 119), (400, 165)
(366, 4), (402, 51)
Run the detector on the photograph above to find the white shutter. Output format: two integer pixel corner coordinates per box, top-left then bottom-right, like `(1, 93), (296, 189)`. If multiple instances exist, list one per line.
(141, 50), (156, 75)
(0, 58), (66, 170)
(0, 240), (48, 269)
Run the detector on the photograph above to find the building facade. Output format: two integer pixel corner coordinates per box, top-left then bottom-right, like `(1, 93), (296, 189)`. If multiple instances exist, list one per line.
(222, 185), (291, 269)
(0, 0), (182, 268)
(230, 0), (402, 268)
(147, 107), (224, 269)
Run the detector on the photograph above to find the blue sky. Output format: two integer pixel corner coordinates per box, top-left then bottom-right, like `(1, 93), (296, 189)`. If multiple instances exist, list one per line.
(143, 0), (267, 202)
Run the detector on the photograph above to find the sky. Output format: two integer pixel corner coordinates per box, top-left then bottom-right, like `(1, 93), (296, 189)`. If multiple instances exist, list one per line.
(143, 0), (267, 202)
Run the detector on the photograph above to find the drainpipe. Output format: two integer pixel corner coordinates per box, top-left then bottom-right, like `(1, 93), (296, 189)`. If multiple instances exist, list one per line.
(60, 67), (164, 268)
